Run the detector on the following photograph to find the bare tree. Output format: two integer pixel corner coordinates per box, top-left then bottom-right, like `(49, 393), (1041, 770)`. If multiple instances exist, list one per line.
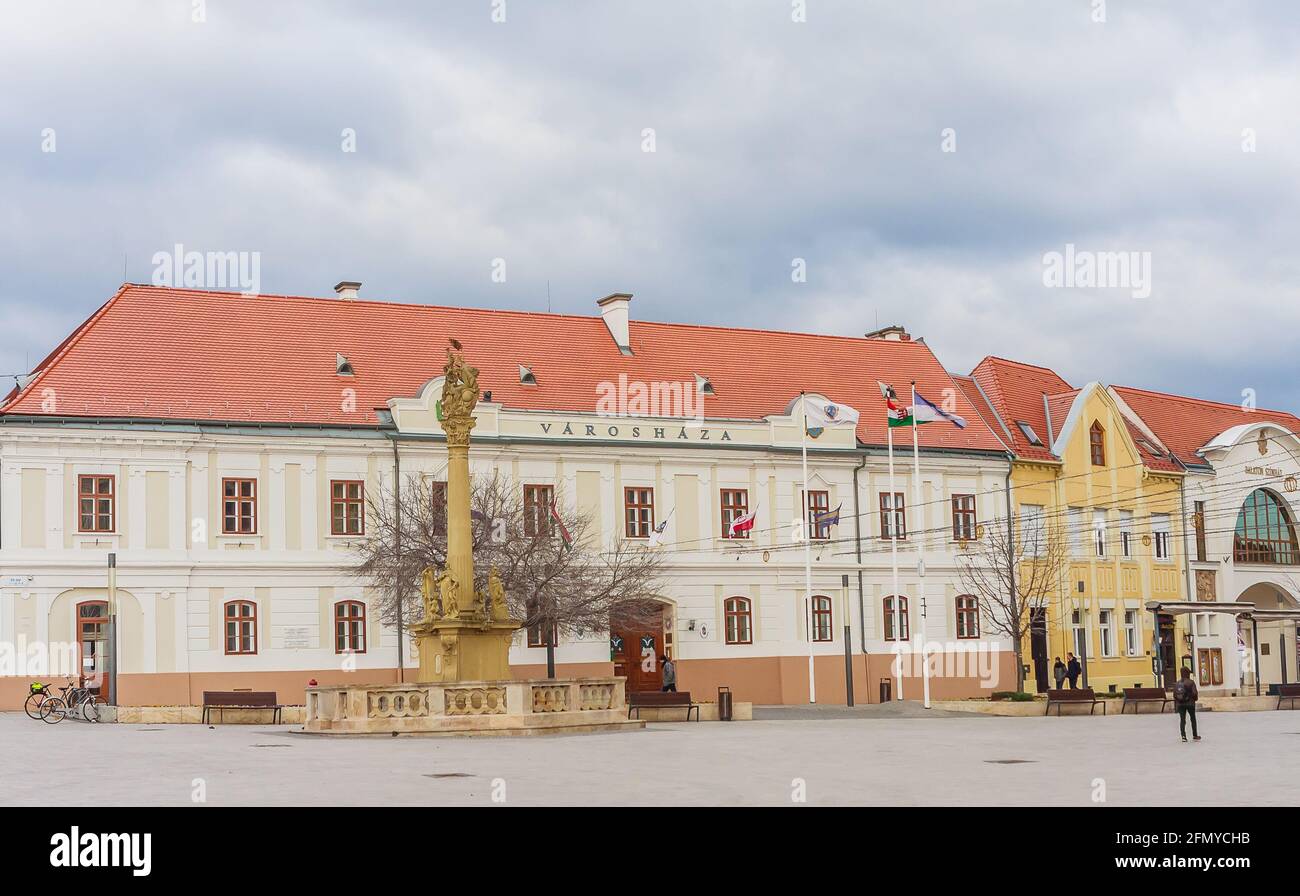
(353, 470), (667, 639)
(955, 506), (1070, 693)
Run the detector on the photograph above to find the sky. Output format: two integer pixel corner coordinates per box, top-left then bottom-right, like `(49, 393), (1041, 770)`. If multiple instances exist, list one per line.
(3, 1), (1299, 410)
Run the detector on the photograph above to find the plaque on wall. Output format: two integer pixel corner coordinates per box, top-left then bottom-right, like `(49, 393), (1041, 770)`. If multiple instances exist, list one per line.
(1195, 569), (1217, 602)
(283, 626), (310, 649)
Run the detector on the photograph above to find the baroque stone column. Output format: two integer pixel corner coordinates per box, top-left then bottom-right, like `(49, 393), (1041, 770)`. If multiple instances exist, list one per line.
(413, 345), (520, 682)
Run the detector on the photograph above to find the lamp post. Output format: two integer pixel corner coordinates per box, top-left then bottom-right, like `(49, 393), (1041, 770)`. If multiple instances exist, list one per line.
(107, 552), (118, 706)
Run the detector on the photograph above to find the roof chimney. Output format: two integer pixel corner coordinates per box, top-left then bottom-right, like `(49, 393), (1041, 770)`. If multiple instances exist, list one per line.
(334, 280), (362, 301)
(864, 324), (910, 342)
(597, 293), (633, 355)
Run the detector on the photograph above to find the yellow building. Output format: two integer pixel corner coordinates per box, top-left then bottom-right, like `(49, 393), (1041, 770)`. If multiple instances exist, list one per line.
(964, 359), (1189, 694)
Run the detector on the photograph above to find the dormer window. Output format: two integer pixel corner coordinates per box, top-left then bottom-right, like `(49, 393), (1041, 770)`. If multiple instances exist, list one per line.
(336, 353), (354, 376)
(1089, 421), (1105, 466)
(694, 373), (715, 395)
(1015, 421), (1043, 447)
(519, 365), (537, 386)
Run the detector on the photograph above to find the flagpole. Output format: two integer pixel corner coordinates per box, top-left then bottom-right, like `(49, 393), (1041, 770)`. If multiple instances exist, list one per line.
(911, 381), (931, 710)
(800, 392), (816, 704)
(888, 417), (903, 701)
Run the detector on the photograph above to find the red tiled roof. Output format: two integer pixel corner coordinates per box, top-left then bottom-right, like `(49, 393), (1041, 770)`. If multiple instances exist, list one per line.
(1112, 385), (1300, 468)
(950, 374), (1012, 452)
(0, 284), (1010, 453)
(969, 356), (1071, 462)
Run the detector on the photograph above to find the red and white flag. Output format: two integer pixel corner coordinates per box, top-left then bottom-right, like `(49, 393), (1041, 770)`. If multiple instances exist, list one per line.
(728, 508), (757, 537)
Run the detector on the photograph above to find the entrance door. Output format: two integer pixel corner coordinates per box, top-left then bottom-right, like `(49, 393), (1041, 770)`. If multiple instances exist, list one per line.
(77, 600), (111, 704)
(1030, 608), (1049, 692)
(1157, 613), (1176, 689)
(610, 602), (667, 694)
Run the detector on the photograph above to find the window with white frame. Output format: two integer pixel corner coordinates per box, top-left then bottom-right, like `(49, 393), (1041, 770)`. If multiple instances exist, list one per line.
(1093, 509), (1107, 558)
(1152, 512), (1172, 560)
(1123, 609), (1139, 656)
(1019, 504), (1044, 556)
(1069, 507), (1086, 556)
(1071, 609), (1087, 657)
(1119, 510), (1134, 558)
(1099, 609), (1115, 657)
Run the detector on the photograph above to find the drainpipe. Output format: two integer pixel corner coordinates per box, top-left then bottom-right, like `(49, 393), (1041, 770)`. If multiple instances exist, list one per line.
(852, 453), (868, 702)
(387, 432), (404, 683)
(1003, 453), (1019, 691)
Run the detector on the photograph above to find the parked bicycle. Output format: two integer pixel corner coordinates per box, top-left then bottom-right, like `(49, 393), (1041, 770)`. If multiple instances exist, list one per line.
(31, 679), (102, 724)
(24, 682), (53, 720)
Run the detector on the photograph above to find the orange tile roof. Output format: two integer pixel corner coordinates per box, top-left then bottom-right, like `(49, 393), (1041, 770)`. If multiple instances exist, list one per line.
(0, 284), (1010, 454)
(969, 356), (1072, 462)
(1112, 385), (1300, 468)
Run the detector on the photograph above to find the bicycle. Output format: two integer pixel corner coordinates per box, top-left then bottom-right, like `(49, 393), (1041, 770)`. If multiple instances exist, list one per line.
(38, 680), (102, 724)
(24, 682), (53, 720)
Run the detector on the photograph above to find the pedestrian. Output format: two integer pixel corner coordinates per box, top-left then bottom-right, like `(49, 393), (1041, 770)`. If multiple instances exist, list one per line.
(660, 654), (676, 693)
(1174, 667), (1201, 742)
(1053, 656), (1067, 690)
(1066, 652), (1081, 689)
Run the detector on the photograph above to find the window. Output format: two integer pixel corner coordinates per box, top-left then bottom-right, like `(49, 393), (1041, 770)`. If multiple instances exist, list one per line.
(806, 490), (831, 540)
(224, 600), (257, 655)
(1019, 504), (1044, 556)
(724, 596), (753, 644)
(431, 481), (448, 537)
(1089, 420), (1105, 466)
(1123, 610), (1138, 656)
(77, 475), (115, 533)
(77, 601), (109, 687)
(1233, 488), (1298, 565)
(1099, 609), (1115, 657)
(1071, 609), (1086, 657)
(334, 600), (366, 653)
(1194, 500), (1207, 562)
(330, 480), (365, 535)
(721, 489), (749, 539)
(221, 478), (257, 535)
(1152, 512), (1172, 561)
(1015, 421), (1043, 447)
(1068, 507), (1086, 556)
(1198, 648), (1224, 686)
(1119, 510), (1134, 558)
(1092, 509), (1107, 558)
(884, 596), (909, 641)
(523, 484), (554, 538)
(624, 487), (654, 538)
(952, 494), (976, 540)
(527, 619), (556, 648)
(880, 492), (906, 540)
(955, 595), (979, 639)
(811, 595), (833, 642)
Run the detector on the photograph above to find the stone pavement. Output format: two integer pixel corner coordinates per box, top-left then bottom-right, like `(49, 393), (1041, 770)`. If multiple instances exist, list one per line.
(1, 707), (1294, 806)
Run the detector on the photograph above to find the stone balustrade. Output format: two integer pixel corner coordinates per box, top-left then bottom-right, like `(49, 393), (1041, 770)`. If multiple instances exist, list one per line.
(303, 677), (633, 735)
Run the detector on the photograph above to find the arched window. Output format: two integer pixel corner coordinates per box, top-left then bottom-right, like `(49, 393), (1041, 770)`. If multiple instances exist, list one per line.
(956, 595), (980, 639)
(811, 596), (833, 642)
(724, 597), (753, 644)
(334, 600), (366, 653)
(1234, 489), (1299, 564)
(1089, 421), (1105, 466)
(884, 596), (909, 641)
(224, 600), (257, 655)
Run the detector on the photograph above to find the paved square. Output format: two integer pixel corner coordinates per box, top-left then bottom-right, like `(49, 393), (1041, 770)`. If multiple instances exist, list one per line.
(1, 708), (1294, 806)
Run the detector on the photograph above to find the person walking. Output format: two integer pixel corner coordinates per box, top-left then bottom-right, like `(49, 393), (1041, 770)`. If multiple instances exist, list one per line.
(660, 654), (677, 693)
(1066, 652), (1082, 689)
(1053, 656), (1067, 690)
(1174, 667), (1201, 742)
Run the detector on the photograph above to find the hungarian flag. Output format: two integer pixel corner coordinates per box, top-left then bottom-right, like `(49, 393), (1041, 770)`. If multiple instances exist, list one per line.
(549, 500), (574, 552)
(728, 508), (757, 537)
(879, 382), (914, 427)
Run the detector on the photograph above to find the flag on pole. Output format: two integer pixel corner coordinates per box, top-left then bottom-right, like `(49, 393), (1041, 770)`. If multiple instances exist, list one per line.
(912, 391), (967, 428)
(813, 503), (842, 528)
(728, 507), (758, 537)
(548, 500), (574, 552)
(648, 508), (675, 548)
(879, 382), (914, 427)
(803, 396), (860, 428)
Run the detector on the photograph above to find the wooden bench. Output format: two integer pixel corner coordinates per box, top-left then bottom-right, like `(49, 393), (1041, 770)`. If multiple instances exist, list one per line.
(1277, 683), (1300, 710)
(202, 691), (284, 725)
(1046, 688), (1106, 716)
(1121, 687), (1169, 714)
(627, 691), (700, 721)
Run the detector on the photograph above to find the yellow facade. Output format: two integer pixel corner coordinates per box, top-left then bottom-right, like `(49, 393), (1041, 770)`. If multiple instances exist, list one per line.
(1011, 384), (1187, 694)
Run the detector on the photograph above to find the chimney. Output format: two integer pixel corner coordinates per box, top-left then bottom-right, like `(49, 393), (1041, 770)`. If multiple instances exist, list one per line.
(334, 280), (362, 301)
(597, 293), (633, 355)
(864, 324), (910, 342)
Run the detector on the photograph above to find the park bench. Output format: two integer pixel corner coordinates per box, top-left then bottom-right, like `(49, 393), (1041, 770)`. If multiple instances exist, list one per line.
(627, 690), (700, 721)
(1277, 683), (1300, 710)
(202, 690), (284, 725)
(1045, 688), (1105, 716)
(1121, 687), (1169, 714)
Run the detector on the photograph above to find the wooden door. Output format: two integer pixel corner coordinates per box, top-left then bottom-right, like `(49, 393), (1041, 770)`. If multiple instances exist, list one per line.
(612, 626), (662, 693)
(1030, 608), (1049, 693)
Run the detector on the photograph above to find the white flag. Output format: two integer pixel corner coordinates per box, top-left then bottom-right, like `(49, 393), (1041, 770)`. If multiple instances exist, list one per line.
(803, 396), (860, 427)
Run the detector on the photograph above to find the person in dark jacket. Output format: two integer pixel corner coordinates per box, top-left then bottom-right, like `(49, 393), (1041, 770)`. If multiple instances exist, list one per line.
(1066, 652), (1082, 689)
(1053, 657), (1067, 690)
(660, 655), (676, 692)
(1174, 667), (1200, 742)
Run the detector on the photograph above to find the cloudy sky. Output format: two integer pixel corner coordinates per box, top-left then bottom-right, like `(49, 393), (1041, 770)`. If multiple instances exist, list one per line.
(3, 1), (1298, 409)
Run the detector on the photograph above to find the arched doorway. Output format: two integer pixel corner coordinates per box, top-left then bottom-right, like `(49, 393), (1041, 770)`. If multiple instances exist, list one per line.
(609, 598), (674, 694)
(1237, 582), (1300, 690)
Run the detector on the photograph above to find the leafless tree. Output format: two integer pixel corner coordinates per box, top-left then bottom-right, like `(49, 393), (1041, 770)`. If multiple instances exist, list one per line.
(352, 470), (667, 639)
(955, 506), (1070, 693)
